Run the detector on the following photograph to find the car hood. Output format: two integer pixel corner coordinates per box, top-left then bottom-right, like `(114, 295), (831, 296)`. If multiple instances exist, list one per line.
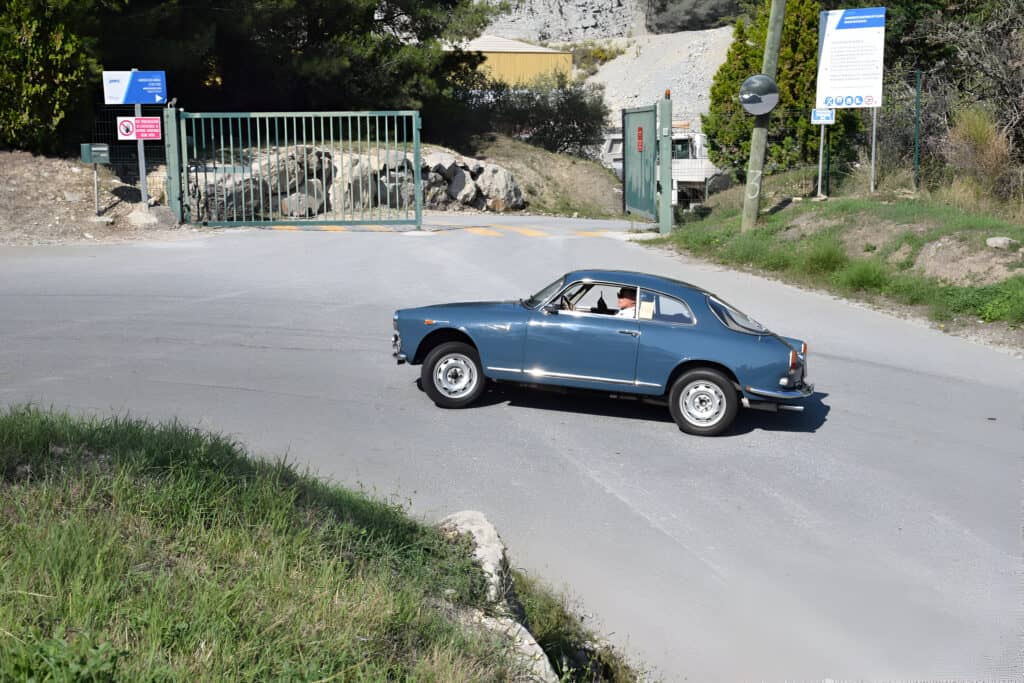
(397, 301), (522, 318)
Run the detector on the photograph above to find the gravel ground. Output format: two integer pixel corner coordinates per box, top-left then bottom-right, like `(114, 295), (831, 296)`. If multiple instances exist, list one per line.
(587, 26), (734, 126)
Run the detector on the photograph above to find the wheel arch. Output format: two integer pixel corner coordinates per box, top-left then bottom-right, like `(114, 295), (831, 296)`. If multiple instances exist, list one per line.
(413, 328), (478, 365)
(665, 360), (741, 396)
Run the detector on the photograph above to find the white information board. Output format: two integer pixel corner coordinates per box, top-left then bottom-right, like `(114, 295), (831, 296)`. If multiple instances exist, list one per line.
(815, 7), (886, 109)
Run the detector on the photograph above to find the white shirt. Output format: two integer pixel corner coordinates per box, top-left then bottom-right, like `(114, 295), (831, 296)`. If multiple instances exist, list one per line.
(616, 305), (635, 318)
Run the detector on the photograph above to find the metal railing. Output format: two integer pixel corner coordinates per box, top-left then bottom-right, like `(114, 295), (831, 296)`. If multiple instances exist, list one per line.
(163, 109), (422, 229)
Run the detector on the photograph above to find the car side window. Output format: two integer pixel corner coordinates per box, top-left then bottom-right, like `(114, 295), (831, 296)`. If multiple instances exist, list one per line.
(638, 291), (694, 325)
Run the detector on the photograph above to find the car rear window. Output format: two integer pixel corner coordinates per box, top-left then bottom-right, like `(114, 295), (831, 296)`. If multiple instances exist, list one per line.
(707, 296), (767, 334)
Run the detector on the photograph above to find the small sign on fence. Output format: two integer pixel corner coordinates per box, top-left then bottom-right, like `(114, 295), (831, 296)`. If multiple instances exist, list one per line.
(811, 109), (836, 125)
(116, 116), (162, 141)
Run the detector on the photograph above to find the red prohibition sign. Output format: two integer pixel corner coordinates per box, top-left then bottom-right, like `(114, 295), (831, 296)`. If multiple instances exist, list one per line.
(119, 119), (135, 136)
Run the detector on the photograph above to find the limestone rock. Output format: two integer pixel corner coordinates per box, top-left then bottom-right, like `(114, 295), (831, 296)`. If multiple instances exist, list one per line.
(476, 163), (525, 211)
(987, 236), (1019, 250)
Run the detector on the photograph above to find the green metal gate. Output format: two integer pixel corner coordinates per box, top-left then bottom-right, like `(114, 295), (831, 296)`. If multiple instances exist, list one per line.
(162, 109), (421, 229)
(622, 105), (657, 221)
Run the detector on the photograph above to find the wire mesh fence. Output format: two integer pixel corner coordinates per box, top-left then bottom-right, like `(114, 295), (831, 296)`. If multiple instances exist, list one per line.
(686, 68), (946, 204)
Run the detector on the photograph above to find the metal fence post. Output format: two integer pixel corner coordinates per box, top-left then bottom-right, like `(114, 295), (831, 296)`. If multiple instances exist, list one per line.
(657, 92), (673, 234)
(163, 107), (182, 222)
(413, 111), (422, 230)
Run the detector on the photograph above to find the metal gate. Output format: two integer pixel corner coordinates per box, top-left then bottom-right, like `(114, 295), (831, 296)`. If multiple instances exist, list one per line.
(621, 105), (656, 220)
(162, 109), (421, 229)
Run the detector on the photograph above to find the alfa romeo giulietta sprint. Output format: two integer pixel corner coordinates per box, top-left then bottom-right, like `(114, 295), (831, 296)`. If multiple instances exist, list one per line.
(392, 270), (813, 436)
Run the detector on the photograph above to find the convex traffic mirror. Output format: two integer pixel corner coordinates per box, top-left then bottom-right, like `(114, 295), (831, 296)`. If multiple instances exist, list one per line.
(739, 75), (779, 115)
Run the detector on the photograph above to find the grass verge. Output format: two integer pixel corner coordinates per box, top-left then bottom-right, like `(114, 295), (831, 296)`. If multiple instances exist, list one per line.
(666, 183), (1024, 326)
(0, 406), (641, 682)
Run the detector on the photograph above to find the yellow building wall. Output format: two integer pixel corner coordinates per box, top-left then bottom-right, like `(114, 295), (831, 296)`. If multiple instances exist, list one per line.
(478, 52), (573, 85)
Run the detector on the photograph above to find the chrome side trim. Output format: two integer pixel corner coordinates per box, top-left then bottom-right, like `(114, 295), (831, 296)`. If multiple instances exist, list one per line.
(525, 367), (661, 389)
(486, 366), (522, 373)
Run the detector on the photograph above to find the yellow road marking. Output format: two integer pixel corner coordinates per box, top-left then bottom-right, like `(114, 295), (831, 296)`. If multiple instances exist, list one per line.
(321, 226), (349, 232)
(271, 226), (300, 231)
(492, 224), (548, 238)
(575, 230), (610, 237)
(466, 227), (502, 237)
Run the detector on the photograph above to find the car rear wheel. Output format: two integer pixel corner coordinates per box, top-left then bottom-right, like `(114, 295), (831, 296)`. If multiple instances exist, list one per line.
(668, 368), (738, 436)
(421, 342), (486, 408)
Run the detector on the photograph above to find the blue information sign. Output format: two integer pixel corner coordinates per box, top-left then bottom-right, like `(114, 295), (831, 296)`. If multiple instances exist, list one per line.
(103, 70), (167, 105)
(811, 108), (836, 125)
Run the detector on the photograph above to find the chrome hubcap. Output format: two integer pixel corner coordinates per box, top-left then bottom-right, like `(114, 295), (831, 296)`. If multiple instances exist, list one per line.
(680, 380), (725, 426)
(434, 354), (477, 399)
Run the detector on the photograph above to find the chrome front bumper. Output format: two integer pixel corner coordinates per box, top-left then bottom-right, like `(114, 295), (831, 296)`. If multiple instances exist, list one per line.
(392, 333), (406, 364)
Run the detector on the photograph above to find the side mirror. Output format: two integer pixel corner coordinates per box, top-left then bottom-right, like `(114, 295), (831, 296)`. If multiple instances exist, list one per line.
(542, 304), (560, 315)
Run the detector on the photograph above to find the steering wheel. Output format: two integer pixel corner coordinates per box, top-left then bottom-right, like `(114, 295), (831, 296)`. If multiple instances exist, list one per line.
(560, 295), (573, 311)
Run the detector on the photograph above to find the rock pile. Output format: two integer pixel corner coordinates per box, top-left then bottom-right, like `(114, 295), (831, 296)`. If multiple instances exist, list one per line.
(187, 147), (524, 222)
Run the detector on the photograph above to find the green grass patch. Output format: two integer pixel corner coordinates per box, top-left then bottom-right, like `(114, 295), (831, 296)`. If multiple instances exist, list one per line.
(512, 571), (638, 682)
(833, 259), (890, 293)
(0, 407), (638, 682)
(665, 193), (1024, 327)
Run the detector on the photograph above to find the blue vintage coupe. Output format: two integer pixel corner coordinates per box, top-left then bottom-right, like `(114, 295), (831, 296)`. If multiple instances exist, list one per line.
(392, 270), (813, 436)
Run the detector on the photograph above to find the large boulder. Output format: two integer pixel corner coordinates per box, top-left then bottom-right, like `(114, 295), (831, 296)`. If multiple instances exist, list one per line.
(378, 169), (417, 209)
(329, 155), (378, 213)
(280, 178), (325, 217)
(475, 163), (525, 211)
(424, 151), (460, 178)
(423, 171), (450, 209)
(447, 166), (479, 205)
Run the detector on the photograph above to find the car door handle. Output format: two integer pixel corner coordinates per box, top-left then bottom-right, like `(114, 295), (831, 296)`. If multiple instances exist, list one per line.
(618, 329), (640, 337)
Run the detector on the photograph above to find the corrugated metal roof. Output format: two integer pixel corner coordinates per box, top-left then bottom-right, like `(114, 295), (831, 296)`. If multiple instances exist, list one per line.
(444, 35), (568, 54)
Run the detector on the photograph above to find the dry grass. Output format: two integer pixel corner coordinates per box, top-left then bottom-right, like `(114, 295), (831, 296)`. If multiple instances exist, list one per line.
(470, 134), (624, 218)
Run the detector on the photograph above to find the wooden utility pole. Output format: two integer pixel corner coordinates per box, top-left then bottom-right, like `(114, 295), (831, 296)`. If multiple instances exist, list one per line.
(741, 0), (787, 232)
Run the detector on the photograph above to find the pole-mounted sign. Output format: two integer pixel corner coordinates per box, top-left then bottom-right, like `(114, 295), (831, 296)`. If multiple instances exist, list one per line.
(102, 69), (169, 209)
(816, 7), (885, 110)
(102, 70), (167, 105)
(816, 7), (886, 192)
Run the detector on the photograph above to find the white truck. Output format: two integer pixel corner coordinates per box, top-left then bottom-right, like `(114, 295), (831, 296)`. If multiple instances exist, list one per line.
(599, 122), (722, 210)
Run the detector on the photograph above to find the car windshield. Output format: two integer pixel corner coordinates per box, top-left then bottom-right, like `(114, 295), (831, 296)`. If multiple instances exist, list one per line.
(523, 276), (564, 308)
(707, 296), (768, 334)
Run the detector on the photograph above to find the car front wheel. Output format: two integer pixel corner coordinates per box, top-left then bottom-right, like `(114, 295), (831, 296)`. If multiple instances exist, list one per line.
(668, 368), (738, 436)
(421, 341), (486, 408)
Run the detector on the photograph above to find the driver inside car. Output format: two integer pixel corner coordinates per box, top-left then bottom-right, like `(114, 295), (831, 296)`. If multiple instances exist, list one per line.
(615, 287), (637, 317)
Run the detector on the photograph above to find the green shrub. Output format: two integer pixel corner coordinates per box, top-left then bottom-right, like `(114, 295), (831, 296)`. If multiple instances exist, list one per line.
(568, 41), (625, 77)
(979, 277), (1024, 324)
(834, 259), (890, 293)
(0, 2), (99, 153)
(797, 235), (848, 275)
(492, 71), (609, 157)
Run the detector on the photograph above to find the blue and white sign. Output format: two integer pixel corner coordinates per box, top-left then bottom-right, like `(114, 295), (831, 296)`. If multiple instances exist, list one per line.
(811, 108), (836, 125)
(815, 7), (886, 110)
(103, 70), (167, 105)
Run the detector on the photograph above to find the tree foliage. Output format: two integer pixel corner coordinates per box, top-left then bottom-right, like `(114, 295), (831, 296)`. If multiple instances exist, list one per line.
(0, 0), (101, 152)
(447, 70), (609, 157)
(702, 0), (860, 178)
(1, 0), (498, 153)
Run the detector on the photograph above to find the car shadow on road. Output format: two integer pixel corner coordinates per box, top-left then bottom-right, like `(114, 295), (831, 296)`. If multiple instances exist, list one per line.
(727, 391), (831, 435)
(419, 380), (830, 434)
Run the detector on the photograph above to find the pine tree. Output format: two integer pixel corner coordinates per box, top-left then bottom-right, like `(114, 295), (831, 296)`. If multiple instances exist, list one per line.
(702, 0), (861, 179)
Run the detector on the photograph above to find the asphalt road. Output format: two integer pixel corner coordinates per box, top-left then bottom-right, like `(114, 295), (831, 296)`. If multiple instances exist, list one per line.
(1, 217), (1020, 682)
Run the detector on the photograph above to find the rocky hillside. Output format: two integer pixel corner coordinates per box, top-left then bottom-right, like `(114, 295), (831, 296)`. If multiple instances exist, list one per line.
(484, 0), (737, 41)
(484, 1), (735, 128)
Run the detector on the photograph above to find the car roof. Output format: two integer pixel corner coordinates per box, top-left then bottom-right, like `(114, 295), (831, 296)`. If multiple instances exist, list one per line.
(561, 269), (712, 297)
